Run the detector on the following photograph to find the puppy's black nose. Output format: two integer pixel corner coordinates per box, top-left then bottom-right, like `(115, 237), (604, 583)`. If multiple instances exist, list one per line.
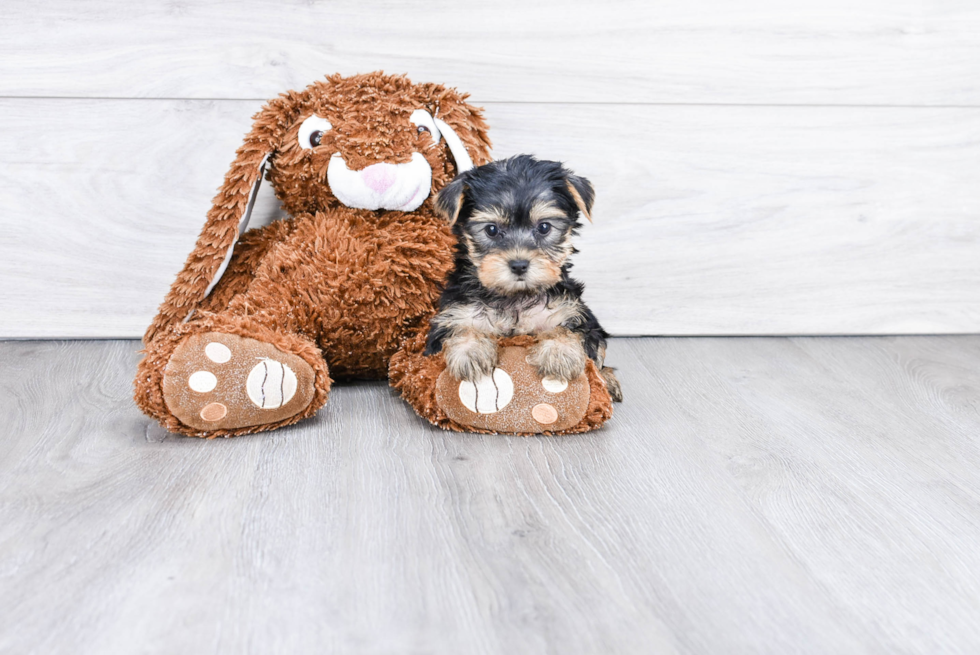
(509, 259), (530, 276)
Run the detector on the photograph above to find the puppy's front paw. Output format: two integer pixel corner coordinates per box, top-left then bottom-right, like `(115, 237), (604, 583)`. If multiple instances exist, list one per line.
(444, 330), (498, 382)
(527, 328), (586, 382)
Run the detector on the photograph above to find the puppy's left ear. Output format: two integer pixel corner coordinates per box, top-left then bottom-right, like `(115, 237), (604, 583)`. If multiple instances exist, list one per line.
(435, 174), (468, 226)
(565, 174), (595, 223)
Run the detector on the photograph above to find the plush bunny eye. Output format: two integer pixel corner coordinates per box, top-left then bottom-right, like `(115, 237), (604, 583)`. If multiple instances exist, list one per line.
(298, 115), (332, 150)
(410, 109), (441, 142)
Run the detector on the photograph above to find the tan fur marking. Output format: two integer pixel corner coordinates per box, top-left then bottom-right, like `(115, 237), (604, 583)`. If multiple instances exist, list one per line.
(442, 187), (465, 226)
(477, 253), (516, 292)
(432, 303), (495, 335)
(443, 328), (498, 382)
(529, 201), (566, 223)
(434, 295), (585, 339)
(545, 297), (587, 331)
(469, 206), (510, 226)
(527, 326), (587, 382)
(566, 181), (592, 222)
(477, 249), (562, 294)
(462, 233), (482, 264)
(556, 237), (575, 264)
(526, 254), (562, 289)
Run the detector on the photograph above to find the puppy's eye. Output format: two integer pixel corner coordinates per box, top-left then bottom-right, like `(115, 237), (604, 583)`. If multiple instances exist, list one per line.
(484, 224), (499, 237)
(537, 222), (552, 235)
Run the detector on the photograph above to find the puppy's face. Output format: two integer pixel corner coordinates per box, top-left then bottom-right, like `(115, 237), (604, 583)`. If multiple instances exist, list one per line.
(465, 199), (570, 294)
(437, 156), (595, 295)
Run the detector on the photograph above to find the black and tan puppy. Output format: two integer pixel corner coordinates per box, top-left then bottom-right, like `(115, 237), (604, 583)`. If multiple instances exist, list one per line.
(425, 155), (622, 402)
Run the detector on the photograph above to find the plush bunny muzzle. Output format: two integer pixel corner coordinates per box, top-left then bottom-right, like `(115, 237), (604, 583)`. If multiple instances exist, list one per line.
(326, 116), (476, 212)
(327, 152), (433, 212)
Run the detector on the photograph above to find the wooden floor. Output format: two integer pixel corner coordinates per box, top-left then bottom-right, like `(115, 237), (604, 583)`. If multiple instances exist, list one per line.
(2, 336), (980, 654)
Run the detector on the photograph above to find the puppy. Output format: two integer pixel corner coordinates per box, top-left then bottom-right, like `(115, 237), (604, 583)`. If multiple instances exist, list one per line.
(425, 155), (622, 402)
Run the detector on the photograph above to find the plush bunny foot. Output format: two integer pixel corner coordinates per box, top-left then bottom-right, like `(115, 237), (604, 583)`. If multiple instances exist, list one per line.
(162, 332), (317, 431)
(389, 333), (614, 435)
(436, 345), (593, 433)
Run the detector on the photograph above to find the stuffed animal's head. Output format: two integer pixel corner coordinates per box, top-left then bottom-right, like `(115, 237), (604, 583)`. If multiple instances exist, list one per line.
(238, 72), (492, 216)
(175, 72), (494, 305)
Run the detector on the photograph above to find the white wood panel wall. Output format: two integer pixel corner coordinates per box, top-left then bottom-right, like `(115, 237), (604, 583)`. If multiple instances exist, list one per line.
(0, 0), (978, 337)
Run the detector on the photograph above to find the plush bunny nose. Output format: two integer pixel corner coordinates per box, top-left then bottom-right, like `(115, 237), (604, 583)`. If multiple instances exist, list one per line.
(360, 163), (397, 194)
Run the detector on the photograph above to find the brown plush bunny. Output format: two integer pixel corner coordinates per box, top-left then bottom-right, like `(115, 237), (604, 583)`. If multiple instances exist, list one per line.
(135, 72), (491, 437)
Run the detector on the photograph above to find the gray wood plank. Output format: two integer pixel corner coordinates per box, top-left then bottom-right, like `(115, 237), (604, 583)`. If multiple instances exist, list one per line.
(1, 0), (979, 105)
(620, 336), (980, 654)
(0, 99), (978, 338)
(2, 337), (980, 654)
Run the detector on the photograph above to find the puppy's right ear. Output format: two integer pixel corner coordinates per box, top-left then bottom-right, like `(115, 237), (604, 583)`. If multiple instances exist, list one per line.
(145, 94), (300, 343)
(435, 174), (469, 227)
(565, 173), (595, 223)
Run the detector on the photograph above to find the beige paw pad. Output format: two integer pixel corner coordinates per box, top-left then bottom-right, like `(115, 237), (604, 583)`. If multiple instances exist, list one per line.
(205, 342), (232, 363)
(541, 376), (568, 393)
(163, 332), (317, 432)
(458, 369), (514, 414)
(200, 402), (227, 422)
(246, 360), (298, 409)
(188, 370), (217, 393)
(531, 403), (558, 425)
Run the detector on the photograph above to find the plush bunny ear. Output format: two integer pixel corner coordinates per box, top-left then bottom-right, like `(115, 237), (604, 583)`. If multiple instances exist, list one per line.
(431, 97), (492, 170)
(144, 97), (294, 343)
(433, 117), (474, 173)
(565, 174), (595, 223)
(202, 152), (269, 298)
